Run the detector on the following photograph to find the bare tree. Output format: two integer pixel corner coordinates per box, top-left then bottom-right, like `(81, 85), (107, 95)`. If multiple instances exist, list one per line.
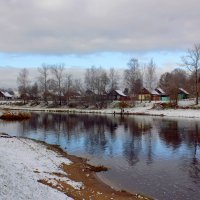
(28, 82), (39, 104)
(182, 43), (200, 105)
(108, 67), (119, 91)
(73, 79), (83, 94)
(51, 64), (65, 106)
(38, 64), (50, 104)
(17, 68), (30, 104)
(96, 68), (109, 95)
(159, 72), (171, 92)
(85, 66), (109, 95)
(159, 69), (188, 105)
(85, 66), (96, 93)
(64, 74), (73, 103)
(144, 59), (157, 91)
(124, 58), (142, 96)
(84, 66), (109, 106)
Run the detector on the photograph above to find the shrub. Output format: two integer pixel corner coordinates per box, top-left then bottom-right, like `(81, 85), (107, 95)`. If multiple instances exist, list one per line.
(153, 102), (178, 109)
(0, 112), (31, 121)
(112, 101), (132, 109)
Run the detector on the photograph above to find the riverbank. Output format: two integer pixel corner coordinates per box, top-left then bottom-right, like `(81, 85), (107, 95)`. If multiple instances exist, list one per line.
(0, 133), (150, 200)
(1, 101), (200, 119)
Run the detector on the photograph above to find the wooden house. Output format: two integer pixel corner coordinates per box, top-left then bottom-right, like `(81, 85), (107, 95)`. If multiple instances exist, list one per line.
(138, 88), (162, 101)
(108, 90), (129, 101)
(151, 90), (161, 101)
(138, 87), (189, 102)
(0, 91), (13, 100)
(155, 87), (169, 101)
(138, 88), (152, 101)
(178, 88), (189, 99)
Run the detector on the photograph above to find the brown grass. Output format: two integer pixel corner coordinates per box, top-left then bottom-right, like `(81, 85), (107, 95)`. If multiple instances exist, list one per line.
(0, 112), (31, 121)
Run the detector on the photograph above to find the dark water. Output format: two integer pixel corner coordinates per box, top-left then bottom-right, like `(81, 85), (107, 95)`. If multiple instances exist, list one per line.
(0, 112), (200, 200)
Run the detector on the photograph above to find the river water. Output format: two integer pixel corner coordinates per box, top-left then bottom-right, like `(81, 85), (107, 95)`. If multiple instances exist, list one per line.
(0, 112), (199, 200)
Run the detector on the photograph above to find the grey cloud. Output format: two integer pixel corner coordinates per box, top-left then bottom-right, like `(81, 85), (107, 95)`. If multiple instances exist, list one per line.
(0, 0), (199, 54)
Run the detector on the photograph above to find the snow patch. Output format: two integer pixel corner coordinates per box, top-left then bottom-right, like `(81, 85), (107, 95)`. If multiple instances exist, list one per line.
(0, 136), (83, 200)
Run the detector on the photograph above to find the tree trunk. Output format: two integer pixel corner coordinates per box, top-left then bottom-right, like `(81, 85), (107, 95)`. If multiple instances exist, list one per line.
(195, 69), (199, 105)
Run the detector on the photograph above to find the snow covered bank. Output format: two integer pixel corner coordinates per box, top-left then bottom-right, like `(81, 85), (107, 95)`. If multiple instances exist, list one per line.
(0, 134), (79, 200)
(1, 102), (200, 119)
(0, 134), (145, 200)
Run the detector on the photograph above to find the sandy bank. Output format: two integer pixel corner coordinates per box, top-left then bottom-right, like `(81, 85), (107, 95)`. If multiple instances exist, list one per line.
(0, 133), (151, 200)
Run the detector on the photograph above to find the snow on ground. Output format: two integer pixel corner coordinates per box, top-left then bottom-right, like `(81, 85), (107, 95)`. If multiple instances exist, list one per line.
(0, 135), (83, 200)
(1, 99), (200, 119)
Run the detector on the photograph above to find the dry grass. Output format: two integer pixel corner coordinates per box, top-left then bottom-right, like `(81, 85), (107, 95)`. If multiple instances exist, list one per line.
(0, 112), (31, 121)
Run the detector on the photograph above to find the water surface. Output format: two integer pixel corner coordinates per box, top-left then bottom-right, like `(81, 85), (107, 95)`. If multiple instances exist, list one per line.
(0, 112), (199, 200)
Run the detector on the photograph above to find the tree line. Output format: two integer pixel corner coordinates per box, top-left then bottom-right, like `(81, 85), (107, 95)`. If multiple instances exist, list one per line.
(16, 43), (200, 106)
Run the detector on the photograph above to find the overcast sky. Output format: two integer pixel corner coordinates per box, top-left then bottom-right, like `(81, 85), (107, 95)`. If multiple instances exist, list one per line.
(0, 0), (200, 87)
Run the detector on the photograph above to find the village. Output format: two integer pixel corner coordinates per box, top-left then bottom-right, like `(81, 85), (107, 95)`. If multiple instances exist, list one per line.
(1, 1), (200, 200)
(0, 86), (190, 107)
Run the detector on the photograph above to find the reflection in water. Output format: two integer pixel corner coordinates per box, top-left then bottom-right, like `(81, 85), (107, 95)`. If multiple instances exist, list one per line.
(159, 120), (182, 149)
(0, 113), (200, 200)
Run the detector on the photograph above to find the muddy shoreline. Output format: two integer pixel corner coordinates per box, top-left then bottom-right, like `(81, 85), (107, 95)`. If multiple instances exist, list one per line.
(0, 134), (152, 200)
(34, 139), (152, 200)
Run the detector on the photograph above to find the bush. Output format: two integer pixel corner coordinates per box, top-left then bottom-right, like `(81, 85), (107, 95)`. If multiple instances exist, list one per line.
(14, 102), (27, 106)
(112, 101), (132, 109)
(30, 101), (40, 107)
(68, 102), (79, 108)
(0, 112), (31, 121)
(153, 102), (178, 109)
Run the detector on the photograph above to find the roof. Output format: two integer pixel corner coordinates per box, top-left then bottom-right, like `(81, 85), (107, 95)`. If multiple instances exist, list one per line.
(155, 87), (166, 95)
(151, 90), (159, 95)
(115, 90), (127, 97)
(179, 88), (189, 95)
(139, 88), (151, 95)
(1, 91), (13, 98)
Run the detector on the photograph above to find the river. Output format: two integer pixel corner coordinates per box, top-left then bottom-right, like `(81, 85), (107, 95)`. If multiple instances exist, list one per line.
(0, 112), (199, 200)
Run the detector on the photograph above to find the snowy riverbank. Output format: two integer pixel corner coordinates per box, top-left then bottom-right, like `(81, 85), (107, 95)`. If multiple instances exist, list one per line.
(0, 134), (75, 200)
(1, 100), (200, 119)
(0, 134), (146, 200)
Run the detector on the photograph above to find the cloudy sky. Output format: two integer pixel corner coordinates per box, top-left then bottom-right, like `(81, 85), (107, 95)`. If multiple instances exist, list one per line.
(0, 0), (200, 87)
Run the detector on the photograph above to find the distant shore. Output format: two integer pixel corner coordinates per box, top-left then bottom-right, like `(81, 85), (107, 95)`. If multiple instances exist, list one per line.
(1, 100), (200, 119)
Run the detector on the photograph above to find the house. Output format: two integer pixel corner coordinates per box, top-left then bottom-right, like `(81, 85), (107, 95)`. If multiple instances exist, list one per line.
(108, 90), (129, 101)
(64, 91), (82, 101)
(178, 88), (189, 99)
(155, 87), (170, 101)
(138, 87), (189, 102)
(138, 88), (152, 101)
(0, 91), (13, 100)
(138, 87), (168, 101)
(151, 89), (161, 101)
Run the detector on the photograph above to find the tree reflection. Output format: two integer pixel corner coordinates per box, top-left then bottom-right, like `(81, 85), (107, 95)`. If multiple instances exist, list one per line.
(182, 123), (200, 183)
(158, 120), (182, 149)
(123, 117), (153, 166)
(17, 113), (120, 155)
(2, 113), (200, 198)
